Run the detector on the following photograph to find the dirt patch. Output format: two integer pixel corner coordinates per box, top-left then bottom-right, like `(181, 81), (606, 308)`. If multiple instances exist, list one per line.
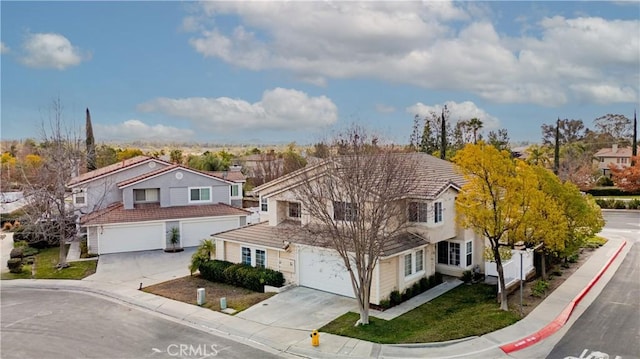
(143, 275), (275, 313)
(506, 247), (598, 317)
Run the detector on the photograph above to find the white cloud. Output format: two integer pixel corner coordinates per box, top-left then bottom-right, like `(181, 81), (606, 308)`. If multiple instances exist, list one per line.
(186, 2), (639, 106)
(20, 33), (88, 70)
(375, 104), (396, 114)
(406, 101), (500, 129)
(0, 42), (9, 54)
(95, 120), (194, 141)
(137, 88), (338, 133)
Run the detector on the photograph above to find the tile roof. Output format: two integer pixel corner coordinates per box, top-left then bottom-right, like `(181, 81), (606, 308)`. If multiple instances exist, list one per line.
(208, 170), (246, 182)
(212, 221), (430, 256)
(80, 202), (249, 226)
(68, 156), (168, 187)
(116, 164), (235, 188)
(594, 146), (639, 158)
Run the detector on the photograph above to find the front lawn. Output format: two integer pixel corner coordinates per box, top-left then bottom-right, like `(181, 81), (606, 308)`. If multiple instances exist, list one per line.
(1, 246), (97, 280)
(143, 275), (275, 313)
(321, 283), (519, 344)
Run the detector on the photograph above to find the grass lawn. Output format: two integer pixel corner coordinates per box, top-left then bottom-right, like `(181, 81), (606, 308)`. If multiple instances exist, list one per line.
(143, 275), (275, 313)
(1, 246), (97, 280)
(321, 283), (519, 344)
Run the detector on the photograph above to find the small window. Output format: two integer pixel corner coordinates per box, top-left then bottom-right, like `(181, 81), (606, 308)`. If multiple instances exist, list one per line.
(434, 202), (443, 223)
(134, 188), (159, 203)
(466, 241), (473, 267)
(189, 187), (211, 203)
(408, 202), (429, 222)
(231, 185), (239, 197)
(260, 197), (268, 212)
(288, 202), (301, 218)
(416, 249), (424, 272)
(404, 253), (412, 277)
(73, 189), (86, 206)
(241, 247), (251, 266)
(333, 201), (358, 221)
(256, 249), (266, 268)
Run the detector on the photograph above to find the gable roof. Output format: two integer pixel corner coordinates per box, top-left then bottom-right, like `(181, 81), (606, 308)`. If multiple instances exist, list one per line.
(208, 170), (246, 183)
(212, 221), (430, 257)
(594, 146), (639, 158)
(67, 156), (170, 187)
(80, 202), (249, 226)
(117, 164), (236, 188)
(254, 152), (466, 200)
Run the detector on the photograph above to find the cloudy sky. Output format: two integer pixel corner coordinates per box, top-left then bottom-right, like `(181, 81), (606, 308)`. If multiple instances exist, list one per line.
(1, 1), (638, 145)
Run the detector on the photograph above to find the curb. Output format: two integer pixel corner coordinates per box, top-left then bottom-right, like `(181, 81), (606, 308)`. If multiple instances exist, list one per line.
(499, 240), (627, 354)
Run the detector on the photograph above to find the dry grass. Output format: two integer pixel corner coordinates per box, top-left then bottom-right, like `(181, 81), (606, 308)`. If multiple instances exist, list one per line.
(143, 275), (275, 313)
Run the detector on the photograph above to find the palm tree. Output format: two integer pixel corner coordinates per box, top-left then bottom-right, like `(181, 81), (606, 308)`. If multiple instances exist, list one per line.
(526, 145), (552, 167)
(469, 118), (483, 144)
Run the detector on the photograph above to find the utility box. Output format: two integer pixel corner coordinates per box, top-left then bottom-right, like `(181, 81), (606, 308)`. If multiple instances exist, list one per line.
(197, 288), (205, 306)
(220, 297), (227, 310)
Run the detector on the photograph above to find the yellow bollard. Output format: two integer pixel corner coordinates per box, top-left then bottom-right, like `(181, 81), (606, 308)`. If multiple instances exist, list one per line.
(310, 329), (320, 347)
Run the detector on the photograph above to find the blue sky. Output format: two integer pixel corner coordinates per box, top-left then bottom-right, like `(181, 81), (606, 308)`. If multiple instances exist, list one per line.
(1, 1), (639, 145)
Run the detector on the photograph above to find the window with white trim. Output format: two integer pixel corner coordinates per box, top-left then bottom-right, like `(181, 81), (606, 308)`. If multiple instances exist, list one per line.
(256, 249), (266, 268)
(241, 247), (251, 266)
(230, 184), (239, 197)
(260, 197), (268, 212)
(288, 202), (301, 218)
(134, 188), (159, 203)
(466, 241), (473, 267)
(408, 202), (429, 222)
(437, 241), (461, 266)
(434, 202), (443, 223)
(189, 187), (211, 203)
(404, 249), (426, 277)
(333, 201), (358, 221)
(73, 189), (87, 207)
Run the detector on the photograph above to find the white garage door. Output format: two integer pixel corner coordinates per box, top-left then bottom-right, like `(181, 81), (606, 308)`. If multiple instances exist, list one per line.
(181, 218), (240, 248)
(99, 223), (164, 254)
(299, 247), (356, 298)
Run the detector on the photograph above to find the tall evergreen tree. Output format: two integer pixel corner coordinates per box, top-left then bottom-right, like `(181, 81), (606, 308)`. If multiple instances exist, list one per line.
(440, 105), (447, 159)
(633, 110), (637, 164)
(85, 108), (96, 171)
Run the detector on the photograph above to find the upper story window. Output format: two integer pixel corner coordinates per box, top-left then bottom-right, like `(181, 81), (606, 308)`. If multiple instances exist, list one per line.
(230, 184), (240, 197)
(260, 197), (268, 212)
(189, 187), (211, 203)
(434, 202), (443, 223)
(600, 157), (605, 162)
(333, 201), (358, 221)
(408, 202), (429, 223)
(134, 188), (159, 203)
(73, 189), (87, 207)
(288, 202), (301, 218)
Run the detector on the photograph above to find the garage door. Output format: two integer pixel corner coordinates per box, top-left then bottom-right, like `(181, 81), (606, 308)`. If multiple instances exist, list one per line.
(299, 247), (356, 298)
(181, 218), (240, 248)
(99, 223), (164, 254)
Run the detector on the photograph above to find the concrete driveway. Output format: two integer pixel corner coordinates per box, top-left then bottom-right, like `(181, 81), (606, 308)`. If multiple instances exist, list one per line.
(83, 247), (195, 287)
(236, 286), (358, 330)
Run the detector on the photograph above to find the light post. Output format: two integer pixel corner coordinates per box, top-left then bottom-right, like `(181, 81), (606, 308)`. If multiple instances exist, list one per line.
(519, 251), (524, 317)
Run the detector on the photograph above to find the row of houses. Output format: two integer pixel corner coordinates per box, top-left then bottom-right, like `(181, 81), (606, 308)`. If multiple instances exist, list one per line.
(68, 152), (486, 304)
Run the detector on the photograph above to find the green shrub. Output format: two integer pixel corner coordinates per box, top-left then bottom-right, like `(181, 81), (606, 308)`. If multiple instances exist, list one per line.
(584, 236), (607, 249)
(461, 270), (473, 283)
(412, 281), (422, 296)
(7, 258), (23, 273)
(199, 260), (233, 282)
(473, 271), (484, 282)
(401, 287), (413, 301)
(628, 199), (640, 210)
(198, 260), (284, 292)
(9, 247), (23, 259)
(379, 299), (391, 310)
(531, 279), (549, 298)
(389, 290), (401, 306)
(596, 176), (614, 186)
(434, 272), (444, 285)
(13, 240), (28, 248)
(419, 277), (429, 291)
(613, 200), (628, 209)
(587, 187), (639, 196)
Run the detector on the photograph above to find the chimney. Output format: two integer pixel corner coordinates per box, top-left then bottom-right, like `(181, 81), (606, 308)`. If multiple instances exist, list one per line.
(230, 164), (242, 172)
(612, 144), (618, 153)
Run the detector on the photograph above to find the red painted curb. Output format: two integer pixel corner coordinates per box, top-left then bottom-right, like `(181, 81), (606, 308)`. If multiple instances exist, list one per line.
(500, 240), (627, 354)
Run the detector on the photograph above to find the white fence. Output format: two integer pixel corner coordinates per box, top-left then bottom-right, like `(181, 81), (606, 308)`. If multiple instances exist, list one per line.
(485, 249), (535, 292)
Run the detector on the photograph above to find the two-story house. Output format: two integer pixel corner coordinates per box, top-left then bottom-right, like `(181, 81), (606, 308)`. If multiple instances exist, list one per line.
(67, 156), (248, 254)
(594, 144), (640, 177)
(211, 153), (483, 305)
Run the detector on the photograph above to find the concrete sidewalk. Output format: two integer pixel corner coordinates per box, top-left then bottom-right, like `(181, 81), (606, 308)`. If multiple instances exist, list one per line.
(0, 236), (629, 359)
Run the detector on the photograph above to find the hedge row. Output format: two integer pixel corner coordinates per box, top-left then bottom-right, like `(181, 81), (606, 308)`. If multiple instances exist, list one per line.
(595, 198), (640, 210)
(586, 187), (640, 196)
(199, 260), (285, 292)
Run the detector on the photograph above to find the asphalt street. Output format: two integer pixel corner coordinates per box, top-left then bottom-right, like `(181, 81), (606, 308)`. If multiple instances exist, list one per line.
(0, 288), (281, 359)
(547, 211), (640, 359)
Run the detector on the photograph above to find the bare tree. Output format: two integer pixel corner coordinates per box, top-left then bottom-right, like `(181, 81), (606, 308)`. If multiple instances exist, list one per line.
(291, 126), (420, 326)
(19, 98), (82, 267)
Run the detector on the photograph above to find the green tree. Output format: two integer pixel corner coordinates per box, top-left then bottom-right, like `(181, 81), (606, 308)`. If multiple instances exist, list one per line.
(116, 148), (144, 161)
(95, 144), (118, 168)
(169, 149), (183, 164)
(468, 118), (483, 144)
(85, 108), (96, 171)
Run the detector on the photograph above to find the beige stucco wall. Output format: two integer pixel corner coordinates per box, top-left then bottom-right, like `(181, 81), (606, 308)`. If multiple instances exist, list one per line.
(375, 256), (399, 304)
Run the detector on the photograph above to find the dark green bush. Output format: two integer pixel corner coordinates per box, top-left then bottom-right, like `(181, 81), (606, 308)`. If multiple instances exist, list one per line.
(596, 176), (614, 186)
(628, 199), (640, 210)
(199, 260), (284, 292)
(434, 272), (444, 285)
(419, 277), (429, 291)
(461, 270), (473, 283)
(613, 200), (628, 209)
(9, 247), (23, 259)
(473, 271), (484, 282)
(389, 290), (401, 306)
(531, 279), (549, 298)
(199, 260), (233, 282)
(7, 258), (23, 273)
(412, 281), (421, 295)
(401, 287), (413, 301)
(587, 187), (639, 196)
(379, 299), (391, 310)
